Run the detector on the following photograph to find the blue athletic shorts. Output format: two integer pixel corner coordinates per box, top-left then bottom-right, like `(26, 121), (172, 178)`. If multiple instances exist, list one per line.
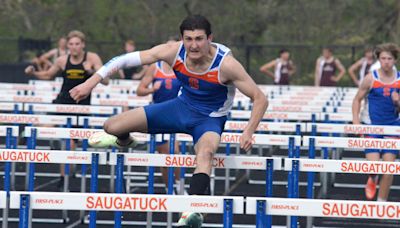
(144, 98), (227, 145)
(365, 120), (400, 155)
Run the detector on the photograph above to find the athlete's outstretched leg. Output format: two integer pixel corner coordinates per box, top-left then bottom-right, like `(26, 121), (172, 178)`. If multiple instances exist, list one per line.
(89, 107), (148, 148)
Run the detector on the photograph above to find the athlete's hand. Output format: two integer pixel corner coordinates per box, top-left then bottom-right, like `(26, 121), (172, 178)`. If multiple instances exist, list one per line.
(25, 65), (35, 75)
(330, 76), (340, 82)
(240, 130), (253, 152)
(69, 83), (91, 103)
(153, 81), (162, 92)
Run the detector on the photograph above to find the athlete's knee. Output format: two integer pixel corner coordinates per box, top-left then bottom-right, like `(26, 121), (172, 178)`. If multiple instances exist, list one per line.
(103, 118), (116, 135)
(196, 147), (214, 164)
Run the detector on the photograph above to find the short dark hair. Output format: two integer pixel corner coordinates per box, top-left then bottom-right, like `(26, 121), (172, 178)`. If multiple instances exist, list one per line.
(279, 49), (289, 55)
(323, 47), (333, 53)
(375, 43), (399, 60)
(179, 15), (212, 37)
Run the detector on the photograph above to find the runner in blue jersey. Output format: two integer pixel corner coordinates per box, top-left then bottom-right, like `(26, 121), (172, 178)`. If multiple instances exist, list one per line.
(353, 43), (400, 202)
(70, 15), (268, 227)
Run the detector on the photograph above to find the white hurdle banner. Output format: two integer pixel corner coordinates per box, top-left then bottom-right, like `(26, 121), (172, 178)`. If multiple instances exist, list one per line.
(109, 153), (282, 170)
(23, 127), (162, 142)
(0, 191), (6, 208)
(246, 197), (400, 220)
(225, 121), (306, 132)
(10, 191), (244, 214)
(170, 133), (301, 146)
(0, 149), (107, 165)
(0, 113), (77, 125)
(78, 116), (107, 127)
(0, 94), (55, 103)
(284, 158), (400, 175)
(23, 103), (122, 115)
(306, 123), (400, 135)
(303, 136), (400, 150)
(76, 117), (307, 132)
(0, 102), (23, 111)
(90, 97), (151, 107)
(267, 105), (351, 113)
(230, 110), (319, 121)
(0, 126), (19, 137)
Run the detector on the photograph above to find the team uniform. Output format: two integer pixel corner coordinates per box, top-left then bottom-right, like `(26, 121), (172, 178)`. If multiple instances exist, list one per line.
(152, 61), (181, 104)
(144, 42), (233, 144)
(273, 59), (293, 85)
(365, 69), (400, 154)
(318, 58), (337, 86)
(53, 52), (92, 105)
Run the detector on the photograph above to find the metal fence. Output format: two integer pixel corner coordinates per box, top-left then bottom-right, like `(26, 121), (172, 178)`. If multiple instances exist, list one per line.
(0, 37), (368, 86)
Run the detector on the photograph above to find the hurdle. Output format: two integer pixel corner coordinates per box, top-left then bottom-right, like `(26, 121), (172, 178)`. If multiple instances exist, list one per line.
(9, 191), (244, 228)
(246, 196), (400, 228)
(0, 113), (78, 193)
(223, 121), (305, 192)
(0, 147), (106, 225)
(0, 126), (19, 228)
(305, 123), (400, 194)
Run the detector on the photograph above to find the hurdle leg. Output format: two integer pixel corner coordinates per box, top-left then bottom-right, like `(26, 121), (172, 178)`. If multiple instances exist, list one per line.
(147, 135), (156, 228)
(10, 162), (16, 190)
(179, 142), (186, 195)
(109, 147), (117, 193)
(79, 164), (87, 222)
(224, 143), (231, 193)
(126, 147), (133, 193)
(318, 147), (329, 199)
(223, 199), (233, 228)
(19, 194), (32, 228)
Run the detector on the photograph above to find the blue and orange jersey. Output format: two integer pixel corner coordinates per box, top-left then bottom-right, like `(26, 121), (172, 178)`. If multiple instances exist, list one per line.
(152, 61), (181, 104)
(367, 70), (400, 124)
(172, 42), (235, 117)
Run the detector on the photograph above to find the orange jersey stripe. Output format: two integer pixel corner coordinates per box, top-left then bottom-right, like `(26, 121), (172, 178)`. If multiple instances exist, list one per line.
(173, 60), (220, 84)
(371, 80), (400, 88)
(154, 68), (176, 79)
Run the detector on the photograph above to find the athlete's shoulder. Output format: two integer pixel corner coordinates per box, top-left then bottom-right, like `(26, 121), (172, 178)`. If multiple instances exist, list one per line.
(86, 51), (101, 60)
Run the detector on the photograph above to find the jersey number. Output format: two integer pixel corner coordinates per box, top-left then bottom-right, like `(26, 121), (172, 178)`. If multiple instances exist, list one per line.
(383, 87), (391, 97)
(189, 78), (199, 90)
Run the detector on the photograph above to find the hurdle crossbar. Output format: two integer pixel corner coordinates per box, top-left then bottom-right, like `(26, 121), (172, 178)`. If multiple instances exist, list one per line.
(23, 103), (122, 115)
(306, 123), (400, 135)
(109, 153), (282, 170)
(303, 136), (400, 149)
(247, 197), (400, 220)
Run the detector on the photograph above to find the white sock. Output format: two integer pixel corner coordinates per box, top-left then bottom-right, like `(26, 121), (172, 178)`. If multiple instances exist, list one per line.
(377, 197), (386, 202)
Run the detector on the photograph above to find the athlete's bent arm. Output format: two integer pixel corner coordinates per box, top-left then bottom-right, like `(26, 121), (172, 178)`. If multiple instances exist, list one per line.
(348, 59), (362, 86)
(136, 64), (160, 96)
(222, 56), (268, 151)
(352, 73), (372, 124)
(69, 42), (180, 102)
(259, 60), (276, 79)
(24, 57), (63, 80)
(333, 59), (346, 82)
(314, 59), (321, 86)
